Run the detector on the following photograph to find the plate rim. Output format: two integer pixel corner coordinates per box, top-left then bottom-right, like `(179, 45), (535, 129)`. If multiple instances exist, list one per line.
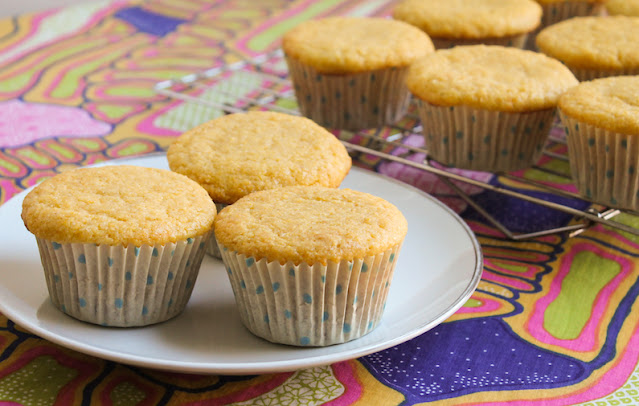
(0, 154), (483, 374)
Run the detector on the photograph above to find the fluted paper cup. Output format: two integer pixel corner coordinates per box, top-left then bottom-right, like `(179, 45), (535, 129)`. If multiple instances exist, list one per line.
(540, 1), (605, 27)
(560, 112), (639, 210)
(219, 242), (404, 347)
(206, 202), (227, 259)
(567, 67), (639, 82)
(416, 101), (555, 172)
(36, 231), (211, 327)
(431, 33), (529, 50)
(285, 56), (411, 130)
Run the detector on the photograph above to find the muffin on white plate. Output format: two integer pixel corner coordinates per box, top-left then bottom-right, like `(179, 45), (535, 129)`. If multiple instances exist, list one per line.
(21, 165), (216, 327)
(214, 186), (408, 346)
(167, 111), (351, 258)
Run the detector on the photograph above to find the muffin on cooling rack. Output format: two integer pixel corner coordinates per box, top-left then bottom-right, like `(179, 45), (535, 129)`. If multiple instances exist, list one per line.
(215, 186), (407, 347)
(406, 45), (578, 172)
(282, 16), (434, 130)
(606, 0), (639, 16)
(536, 16), (639, 81)
(167, 111), (351, 257)
(558, 76), (639, 210)
(392, 0), (542, 49)
(21, 165), (215, 327)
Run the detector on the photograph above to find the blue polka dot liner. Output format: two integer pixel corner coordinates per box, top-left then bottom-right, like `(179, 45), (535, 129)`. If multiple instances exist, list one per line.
(34, 230), (212, 327)
(415, 102), (555, 172)
(559, 112), (639, 211)
(536, 2), (605, 54)
(285, 55), (411, 131)
(205, 202), (227, 259)
(219, 242), (404, 347)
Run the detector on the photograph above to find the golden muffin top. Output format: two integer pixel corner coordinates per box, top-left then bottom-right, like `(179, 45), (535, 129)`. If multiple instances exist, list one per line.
(606, 0), (639, 16)
(281, 16), (434, 74)
(406, 45), (578, 112)
(536, 16), (639, 70)
(21, 165), (216, 246)
(167, 111), (351, 204)
(393, 0), (542, 39)
(214, 186), (408, 265)
(559, 76), (639, 135)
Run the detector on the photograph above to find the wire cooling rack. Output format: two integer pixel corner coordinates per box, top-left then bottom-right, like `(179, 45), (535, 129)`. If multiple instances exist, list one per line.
(153, 49), (638, 240)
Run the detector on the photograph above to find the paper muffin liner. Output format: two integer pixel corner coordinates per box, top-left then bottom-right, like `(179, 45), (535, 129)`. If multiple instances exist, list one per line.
(206, 202), (227, 259)
(431, 33), (529, 50)
(540, 1), (604, 28)
(416, 101), (555, 172)
(560, 111), (639, 210)
(219, 242), (404, 346)
(285, 56), (411, 130)
(36, 231), (212, 327)
(567, 67), (639, 82)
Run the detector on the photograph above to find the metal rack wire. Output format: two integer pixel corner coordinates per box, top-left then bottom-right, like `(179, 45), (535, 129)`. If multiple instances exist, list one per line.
(153, 49), (639, 240)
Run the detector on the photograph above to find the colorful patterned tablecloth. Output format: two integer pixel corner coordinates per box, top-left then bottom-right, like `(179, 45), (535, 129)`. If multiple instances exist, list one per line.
(2, 0), (639, 404)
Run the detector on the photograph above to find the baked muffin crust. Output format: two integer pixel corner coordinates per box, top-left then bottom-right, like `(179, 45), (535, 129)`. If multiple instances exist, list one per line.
(167, 111), (351, 204)
(21, 165), (216, 246)
(406, 45), (577, 112)
(214, 186), (407, 265)
(606, 0), (639, 16)
(393, 0), (542, 39)
(559, 76), (639, 135)
(536, 16), (639, 70)
(282, 17), (433, 75)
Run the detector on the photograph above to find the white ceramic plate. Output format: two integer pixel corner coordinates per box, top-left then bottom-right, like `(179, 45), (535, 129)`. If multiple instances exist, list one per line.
(0, 154), (482, 375)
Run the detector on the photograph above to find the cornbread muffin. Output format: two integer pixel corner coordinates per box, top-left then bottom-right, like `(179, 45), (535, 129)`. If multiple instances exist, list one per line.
(282, 17), (434, 130)
(168, 111), (351, 204)
(21, 165), (215, 327)
(606, 0), (639, 16)
(168, 111), (351, 258)
(406, 45), (578, 171)
(215, 186), (408, 346)
(536, 16), (639, 81)
(392, 0), (542, 49)
(558, 76), (639, 210)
